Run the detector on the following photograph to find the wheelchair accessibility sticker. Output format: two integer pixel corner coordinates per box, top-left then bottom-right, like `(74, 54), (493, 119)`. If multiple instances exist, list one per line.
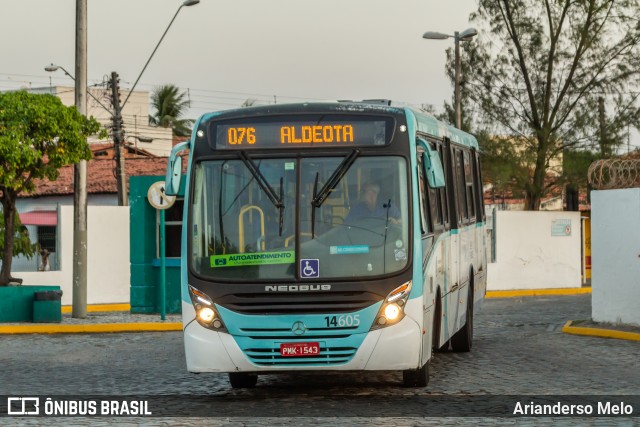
(300, 259), (319, 278)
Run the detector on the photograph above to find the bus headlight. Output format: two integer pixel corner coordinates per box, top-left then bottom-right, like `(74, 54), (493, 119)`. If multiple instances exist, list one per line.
(188, 285), (227, 332)
(384, 303), (401, 320)
(198, 307), (215, 323)
(371, 280), (412, 330)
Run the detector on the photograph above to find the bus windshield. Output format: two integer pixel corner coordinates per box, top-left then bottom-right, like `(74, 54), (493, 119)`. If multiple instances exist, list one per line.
(191, 156), (409, 281)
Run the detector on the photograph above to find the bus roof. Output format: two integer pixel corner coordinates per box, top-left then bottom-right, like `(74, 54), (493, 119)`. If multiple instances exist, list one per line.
(197, 101), (479, 150)
(198, 101), (405, 122)
(404, 106), (479, 150)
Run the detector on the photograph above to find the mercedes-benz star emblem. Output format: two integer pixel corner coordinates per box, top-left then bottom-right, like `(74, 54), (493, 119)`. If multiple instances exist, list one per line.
(291, 321), (307, 336)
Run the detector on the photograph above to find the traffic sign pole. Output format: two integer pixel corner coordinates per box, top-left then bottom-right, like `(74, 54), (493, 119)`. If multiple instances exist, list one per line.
(147, 181), (174, 320)
(160, 209), (166, 321)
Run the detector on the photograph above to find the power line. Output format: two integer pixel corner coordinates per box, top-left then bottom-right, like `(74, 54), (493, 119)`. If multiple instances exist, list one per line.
(1, 72), (446, 116)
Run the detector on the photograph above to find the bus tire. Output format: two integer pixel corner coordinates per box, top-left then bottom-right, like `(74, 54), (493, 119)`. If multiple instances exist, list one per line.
(228, 372), (258, 388)
(451, 283), (473, 352)
(402, 361), (430, 387)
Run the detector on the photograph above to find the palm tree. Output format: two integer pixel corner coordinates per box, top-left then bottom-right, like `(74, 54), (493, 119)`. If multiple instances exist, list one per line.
(149, 84), (194, 137)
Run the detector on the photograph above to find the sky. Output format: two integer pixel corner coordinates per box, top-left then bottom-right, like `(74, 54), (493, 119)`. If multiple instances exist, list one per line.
(0, 0), (478, 121)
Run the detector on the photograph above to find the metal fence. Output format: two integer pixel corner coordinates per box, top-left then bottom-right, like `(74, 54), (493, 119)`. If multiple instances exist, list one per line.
(588, 158), (640, 190)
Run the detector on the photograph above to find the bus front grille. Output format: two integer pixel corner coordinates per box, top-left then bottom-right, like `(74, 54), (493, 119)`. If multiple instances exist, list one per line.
(217, 291), (380, 314)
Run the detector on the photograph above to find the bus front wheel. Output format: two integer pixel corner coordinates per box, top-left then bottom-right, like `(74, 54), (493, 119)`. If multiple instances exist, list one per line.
(229, 372), (258, 388)
(402, 361), (430, 387)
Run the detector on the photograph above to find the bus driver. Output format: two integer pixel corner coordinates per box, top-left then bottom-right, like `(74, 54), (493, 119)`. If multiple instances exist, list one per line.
(345, 183), (401, 224)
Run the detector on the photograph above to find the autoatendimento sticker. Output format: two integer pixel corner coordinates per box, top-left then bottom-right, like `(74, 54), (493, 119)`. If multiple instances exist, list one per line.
(210, 251), (295, 267)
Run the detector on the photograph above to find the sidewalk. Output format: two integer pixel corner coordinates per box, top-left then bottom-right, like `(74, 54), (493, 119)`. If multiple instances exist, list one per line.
(485, 286), (640, 342)
(0, 305), (182, 335)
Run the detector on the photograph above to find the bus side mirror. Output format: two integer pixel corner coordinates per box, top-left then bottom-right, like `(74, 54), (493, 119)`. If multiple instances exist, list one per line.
(417, 138), (445, 188)
(165, 141), (189, 196)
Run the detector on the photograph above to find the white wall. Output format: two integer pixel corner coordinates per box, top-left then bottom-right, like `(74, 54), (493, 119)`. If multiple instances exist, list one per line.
(17, 194), (117, 211)
(591, 189), (640, 325)
(19, 206), (130, 305)
(487, 211), (582, 290)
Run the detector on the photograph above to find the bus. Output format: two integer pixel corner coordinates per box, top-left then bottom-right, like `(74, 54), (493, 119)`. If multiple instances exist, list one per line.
(165, 100), (487, 388)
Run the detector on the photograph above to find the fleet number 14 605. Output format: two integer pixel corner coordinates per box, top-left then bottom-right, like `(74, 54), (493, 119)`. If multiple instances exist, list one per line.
(324, 314), (360, 327)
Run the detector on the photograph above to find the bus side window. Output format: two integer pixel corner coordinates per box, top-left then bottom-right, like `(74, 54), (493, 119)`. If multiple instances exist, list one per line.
(417, 150), (432, 235)
(463, 150), (476, 221)
(437, 143), (449, 229)
(455, 149), (468, 223)
(473, 151), (485, 222)
(427, 141), (443, 229)
(428, 184), (442, 228)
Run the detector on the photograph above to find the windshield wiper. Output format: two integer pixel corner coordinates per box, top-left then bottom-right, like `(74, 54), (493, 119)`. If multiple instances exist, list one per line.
(311, 172), (320, 239)
(310, 149), (360, 238)
(238, 151), (285, 237)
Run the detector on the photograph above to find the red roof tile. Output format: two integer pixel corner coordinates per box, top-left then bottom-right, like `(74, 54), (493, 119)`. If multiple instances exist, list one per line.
(21, 158), (171, 198)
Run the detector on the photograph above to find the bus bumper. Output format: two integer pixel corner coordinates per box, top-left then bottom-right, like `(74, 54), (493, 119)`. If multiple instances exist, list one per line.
(183, 299), (423, 373)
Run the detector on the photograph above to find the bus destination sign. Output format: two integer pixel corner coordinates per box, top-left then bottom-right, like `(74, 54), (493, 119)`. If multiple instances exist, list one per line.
(212, 117), (391, 149)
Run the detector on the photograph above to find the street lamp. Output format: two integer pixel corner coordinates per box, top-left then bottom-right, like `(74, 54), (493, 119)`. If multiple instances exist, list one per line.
(422, 27), (478, 129)
(44, 64), (113, 115)
(113, 0), (199, 206)
(121, 0), (200, 109)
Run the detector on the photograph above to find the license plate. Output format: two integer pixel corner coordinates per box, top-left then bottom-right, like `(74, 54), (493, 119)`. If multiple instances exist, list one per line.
(279, 342), (320, 357)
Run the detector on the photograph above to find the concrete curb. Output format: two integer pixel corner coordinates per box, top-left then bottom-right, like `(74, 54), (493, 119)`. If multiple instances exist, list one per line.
(0, 322), (182, 335)
(0, 303), (182, 335)
(562, 320), (640, 342)
(486, 287), (591, 298)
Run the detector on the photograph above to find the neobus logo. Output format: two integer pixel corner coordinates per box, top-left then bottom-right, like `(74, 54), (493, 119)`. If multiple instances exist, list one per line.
(265, 284), (331, 292)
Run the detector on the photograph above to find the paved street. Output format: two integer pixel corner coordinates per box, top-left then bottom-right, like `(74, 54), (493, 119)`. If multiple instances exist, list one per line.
(2, 294), (639, 425)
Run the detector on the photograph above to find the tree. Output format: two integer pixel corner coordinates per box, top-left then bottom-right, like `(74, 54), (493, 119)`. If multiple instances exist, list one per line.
(149, 84), (194, 137)
(0, 91), (101, 286)
(454, 0), (640, 210)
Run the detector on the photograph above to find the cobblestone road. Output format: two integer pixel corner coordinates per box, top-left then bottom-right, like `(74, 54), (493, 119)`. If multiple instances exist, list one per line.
(1, 294), (638, 426)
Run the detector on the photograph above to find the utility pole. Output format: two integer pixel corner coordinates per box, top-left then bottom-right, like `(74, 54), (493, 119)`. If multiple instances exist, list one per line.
(598, 96), (608, 157)
(109, 72), (128, 206)
(72, 0), (88, 318)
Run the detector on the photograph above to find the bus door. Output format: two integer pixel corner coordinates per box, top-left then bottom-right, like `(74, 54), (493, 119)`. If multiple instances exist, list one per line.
(453, 147), (475, 332)
(436, 140), (452, 348)
(417, 137), (448, 357)
(446, 141), (463, 339)
(416, 141), (434, 360)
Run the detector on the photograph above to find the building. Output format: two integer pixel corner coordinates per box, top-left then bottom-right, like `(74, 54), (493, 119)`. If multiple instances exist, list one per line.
(28, 85), (173, 157)
(481, 135), (567, 212)
(13, 157), (172, 270)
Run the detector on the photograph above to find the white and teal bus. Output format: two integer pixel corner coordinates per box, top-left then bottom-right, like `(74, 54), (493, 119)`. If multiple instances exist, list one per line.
(165, 100), (487, 388)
